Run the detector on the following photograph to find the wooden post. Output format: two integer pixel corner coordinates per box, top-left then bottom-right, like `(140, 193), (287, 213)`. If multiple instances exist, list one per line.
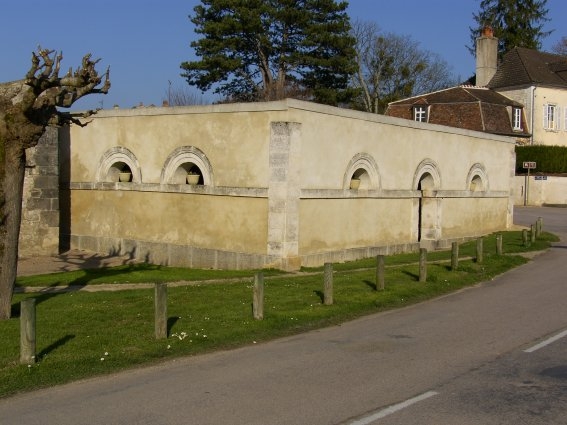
(154, 283), (167, 339)
(376, 255), (385, 291)
(522, 229), (528, 246)
(253, 272), (264, 320)
(530, 224), (536, 243)
(20, 298), (36, 364)
(476, 237), (484, 264)
(451, 242), (459, 271)
(496, 234), (503, 255)
(536, 217), (543, 237)
(419, 248), (427, 283)
(324, 262), (333, 305)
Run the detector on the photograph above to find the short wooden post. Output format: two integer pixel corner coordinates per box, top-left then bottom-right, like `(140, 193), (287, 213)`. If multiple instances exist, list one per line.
(522, 229), (528, 246)
(451, 242), (459, 271)
(476, 237), (484, 264)
(419, 248), (427, 282)
(20, 298), (36, 364)
(154, 283), (167, 339)
(376, 255), (385, 291)
(253, 272), (264, 320)
(496, 234), (503, 255)
(536, 217), (543, 237)
(530, 224), (536, 243)
(324, 262), (333, 305)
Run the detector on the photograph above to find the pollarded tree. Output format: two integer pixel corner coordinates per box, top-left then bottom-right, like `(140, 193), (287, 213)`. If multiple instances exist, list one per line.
(0, 48), (110, 319)
(181, 0), (357, 105)
(468, 0), (552, 57)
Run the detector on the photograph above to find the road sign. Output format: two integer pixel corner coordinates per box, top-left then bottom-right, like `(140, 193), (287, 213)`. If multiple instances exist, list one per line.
(523, 161), (536, 169)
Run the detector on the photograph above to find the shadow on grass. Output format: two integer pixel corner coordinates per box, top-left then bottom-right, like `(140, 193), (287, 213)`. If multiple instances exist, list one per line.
(167, 316), (180, 336)
(402, 270), (419, 281)
(38, 334), (75, 360)
(363, 280), (377, 291)
(314, 290), (324, 303)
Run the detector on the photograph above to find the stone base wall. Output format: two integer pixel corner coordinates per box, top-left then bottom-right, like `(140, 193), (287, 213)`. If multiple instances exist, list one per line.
(19, 127), (60, 257)
(69, 234), (277, 270)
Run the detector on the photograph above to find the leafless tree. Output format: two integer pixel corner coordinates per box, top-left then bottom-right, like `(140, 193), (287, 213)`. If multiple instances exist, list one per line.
(163, 82), (207, 106)
(350, 20), (457, 114)
(0, 47), (109, 319)
(552, 36), (567, 56)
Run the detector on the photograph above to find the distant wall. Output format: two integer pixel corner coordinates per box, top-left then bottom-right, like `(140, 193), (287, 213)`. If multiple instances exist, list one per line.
(513, 175), (567, 206)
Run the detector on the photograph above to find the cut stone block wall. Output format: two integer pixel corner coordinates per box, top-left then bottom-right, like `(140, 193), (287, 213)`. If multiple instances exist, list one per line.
(19, 127), (60, 257)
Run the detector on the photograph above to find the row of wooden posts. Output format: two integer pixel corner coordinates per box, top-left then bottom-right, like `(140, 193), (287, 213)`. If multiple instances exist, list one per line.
(19, 218), (543, 364)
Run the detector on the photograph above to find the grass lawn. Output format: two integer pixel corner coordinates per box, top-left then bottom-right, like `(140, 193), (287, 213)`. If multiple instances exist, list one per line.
(0, 231), (558, 398)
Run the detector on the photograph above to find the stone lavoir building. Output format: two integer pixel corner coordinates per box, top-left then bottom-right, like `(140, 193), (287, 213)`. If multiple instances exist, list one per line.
(20, 99), (515, 270)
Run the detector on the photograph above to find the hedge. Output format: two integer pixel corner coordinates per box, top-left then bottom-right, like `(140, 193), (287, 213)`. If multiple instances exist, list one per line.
(515, 145), (567, 174)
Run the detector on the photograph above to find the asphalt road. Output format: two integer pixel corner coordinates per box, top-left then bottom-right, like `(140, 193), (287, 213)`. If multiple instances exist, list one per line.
(1, 206), (566, 425)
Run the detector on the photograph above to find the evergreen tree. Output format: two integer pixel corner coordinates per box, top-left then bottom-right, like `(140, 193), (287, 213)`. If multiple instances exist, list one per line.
(181, 0), (357, 105)
(468, 0), (552, 56)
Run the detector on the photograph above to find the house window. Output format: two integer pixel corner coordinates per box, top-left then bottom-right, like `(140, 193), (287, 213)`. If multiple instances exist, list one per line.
(413, 106), (428, 122)
(543, 104), (559, 130)
(513, 107), (523, 130)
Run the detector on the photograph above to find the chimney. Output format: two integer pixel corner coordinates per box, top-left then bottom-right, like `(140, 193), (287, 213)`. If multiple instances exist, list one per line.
(476, 26), (498, 86)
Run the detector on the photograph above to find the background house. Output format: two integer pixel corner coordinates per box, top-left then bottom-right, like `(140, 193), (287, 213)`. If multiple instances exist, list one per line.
(386, 27), (567, 207)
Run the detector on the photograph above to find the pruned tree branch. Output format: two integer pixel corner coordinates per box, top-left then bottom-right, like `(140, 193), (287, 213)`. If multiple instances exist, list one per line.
(24, 47), (110, 112)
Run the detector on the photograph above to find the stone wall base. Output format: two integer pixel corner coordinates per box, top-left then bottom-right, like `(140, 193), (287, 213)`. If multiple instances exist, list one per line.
(69, 234), (489, 271)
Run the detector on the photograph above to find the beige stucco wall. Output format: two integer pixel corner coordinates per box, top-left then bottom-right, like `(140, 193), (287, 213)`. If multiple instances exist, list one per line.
(64, 99), (515, 270)
(513, 175), (567, 206)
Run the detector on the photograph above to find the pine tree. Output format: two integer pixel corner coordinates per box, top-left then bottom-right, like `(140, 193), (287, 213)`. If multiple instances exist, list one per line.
(181, 0), (357, 105)
(468, 0), (552, 56)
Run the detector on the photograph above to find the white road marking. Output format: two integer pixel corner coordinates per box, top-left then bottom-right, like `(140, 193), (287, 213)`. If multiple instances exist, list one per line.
(524, 329), (567, 353)
(348, 391), (439, 425)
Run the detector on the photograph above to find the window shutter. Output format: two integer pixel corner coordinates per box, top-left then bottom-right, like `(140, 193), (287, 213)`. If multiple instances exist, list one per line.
(543, 104), (548, 129)
(556, 106), (561, 130)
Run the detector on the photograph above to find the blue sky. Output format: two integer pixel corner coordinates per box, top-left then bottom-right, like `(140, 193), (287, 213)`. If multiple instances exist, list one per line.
(1, 1), (565, 110)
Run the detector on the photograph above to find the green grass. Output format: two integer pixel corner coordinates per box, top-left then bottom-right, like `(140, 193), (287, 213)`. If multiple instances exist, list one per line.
(16, 264), (287, 288)
(0, 230), (558, 398)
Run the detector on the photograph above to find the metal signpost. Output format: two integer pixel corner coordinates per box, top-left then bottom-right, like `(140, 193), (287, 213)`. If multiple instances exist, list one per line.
(523, 161), (536, 206)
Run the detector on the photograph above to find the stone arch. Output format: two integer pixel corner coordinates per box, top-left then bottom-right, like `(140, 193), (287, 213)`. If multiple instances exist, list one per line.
(413, 159), (441, 192)
(466, 163), (489, 192)
(413, 159), (442, 242)
(96, 146), (142, 183)
(343, 153), (381, 190)
(161, 146), (214, 186)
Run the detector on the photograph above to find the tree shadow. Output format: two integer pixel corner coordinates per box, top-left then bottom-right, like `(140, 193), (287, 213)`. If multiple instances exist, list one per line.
(37, 334), (75, 360)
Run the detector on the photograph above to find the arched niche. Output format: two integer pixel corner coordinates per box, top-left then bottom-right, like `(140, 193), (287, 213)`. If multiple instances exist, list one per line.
(343, 153), (381, 190)
(467, 163), (489, 192)
(96, 147), (142, 183)
(413, 159), (442, 242)
(161, 146), (214, 186)
(413, 159), (441, 192)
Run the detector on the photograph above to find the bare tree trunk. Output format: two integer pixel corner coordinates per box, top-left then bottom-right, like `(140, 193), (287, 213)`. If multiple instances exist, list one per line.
(0, 141), (25, 319)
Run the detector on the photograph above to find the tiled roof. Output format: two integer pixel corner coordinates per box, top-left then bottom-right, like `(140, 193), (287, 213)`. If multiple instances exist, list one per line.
(385, 86), (530, 138)
(488, 48), (567, 89)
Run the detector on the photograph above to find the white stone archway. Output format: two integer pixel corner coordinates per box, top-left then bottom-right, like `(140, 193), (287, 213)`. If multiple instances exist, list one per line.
(161, 146), (214, 186)
(96, 146), (142, 183)
(343, 153), (381, 190)
(413, 159), (442, 242)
